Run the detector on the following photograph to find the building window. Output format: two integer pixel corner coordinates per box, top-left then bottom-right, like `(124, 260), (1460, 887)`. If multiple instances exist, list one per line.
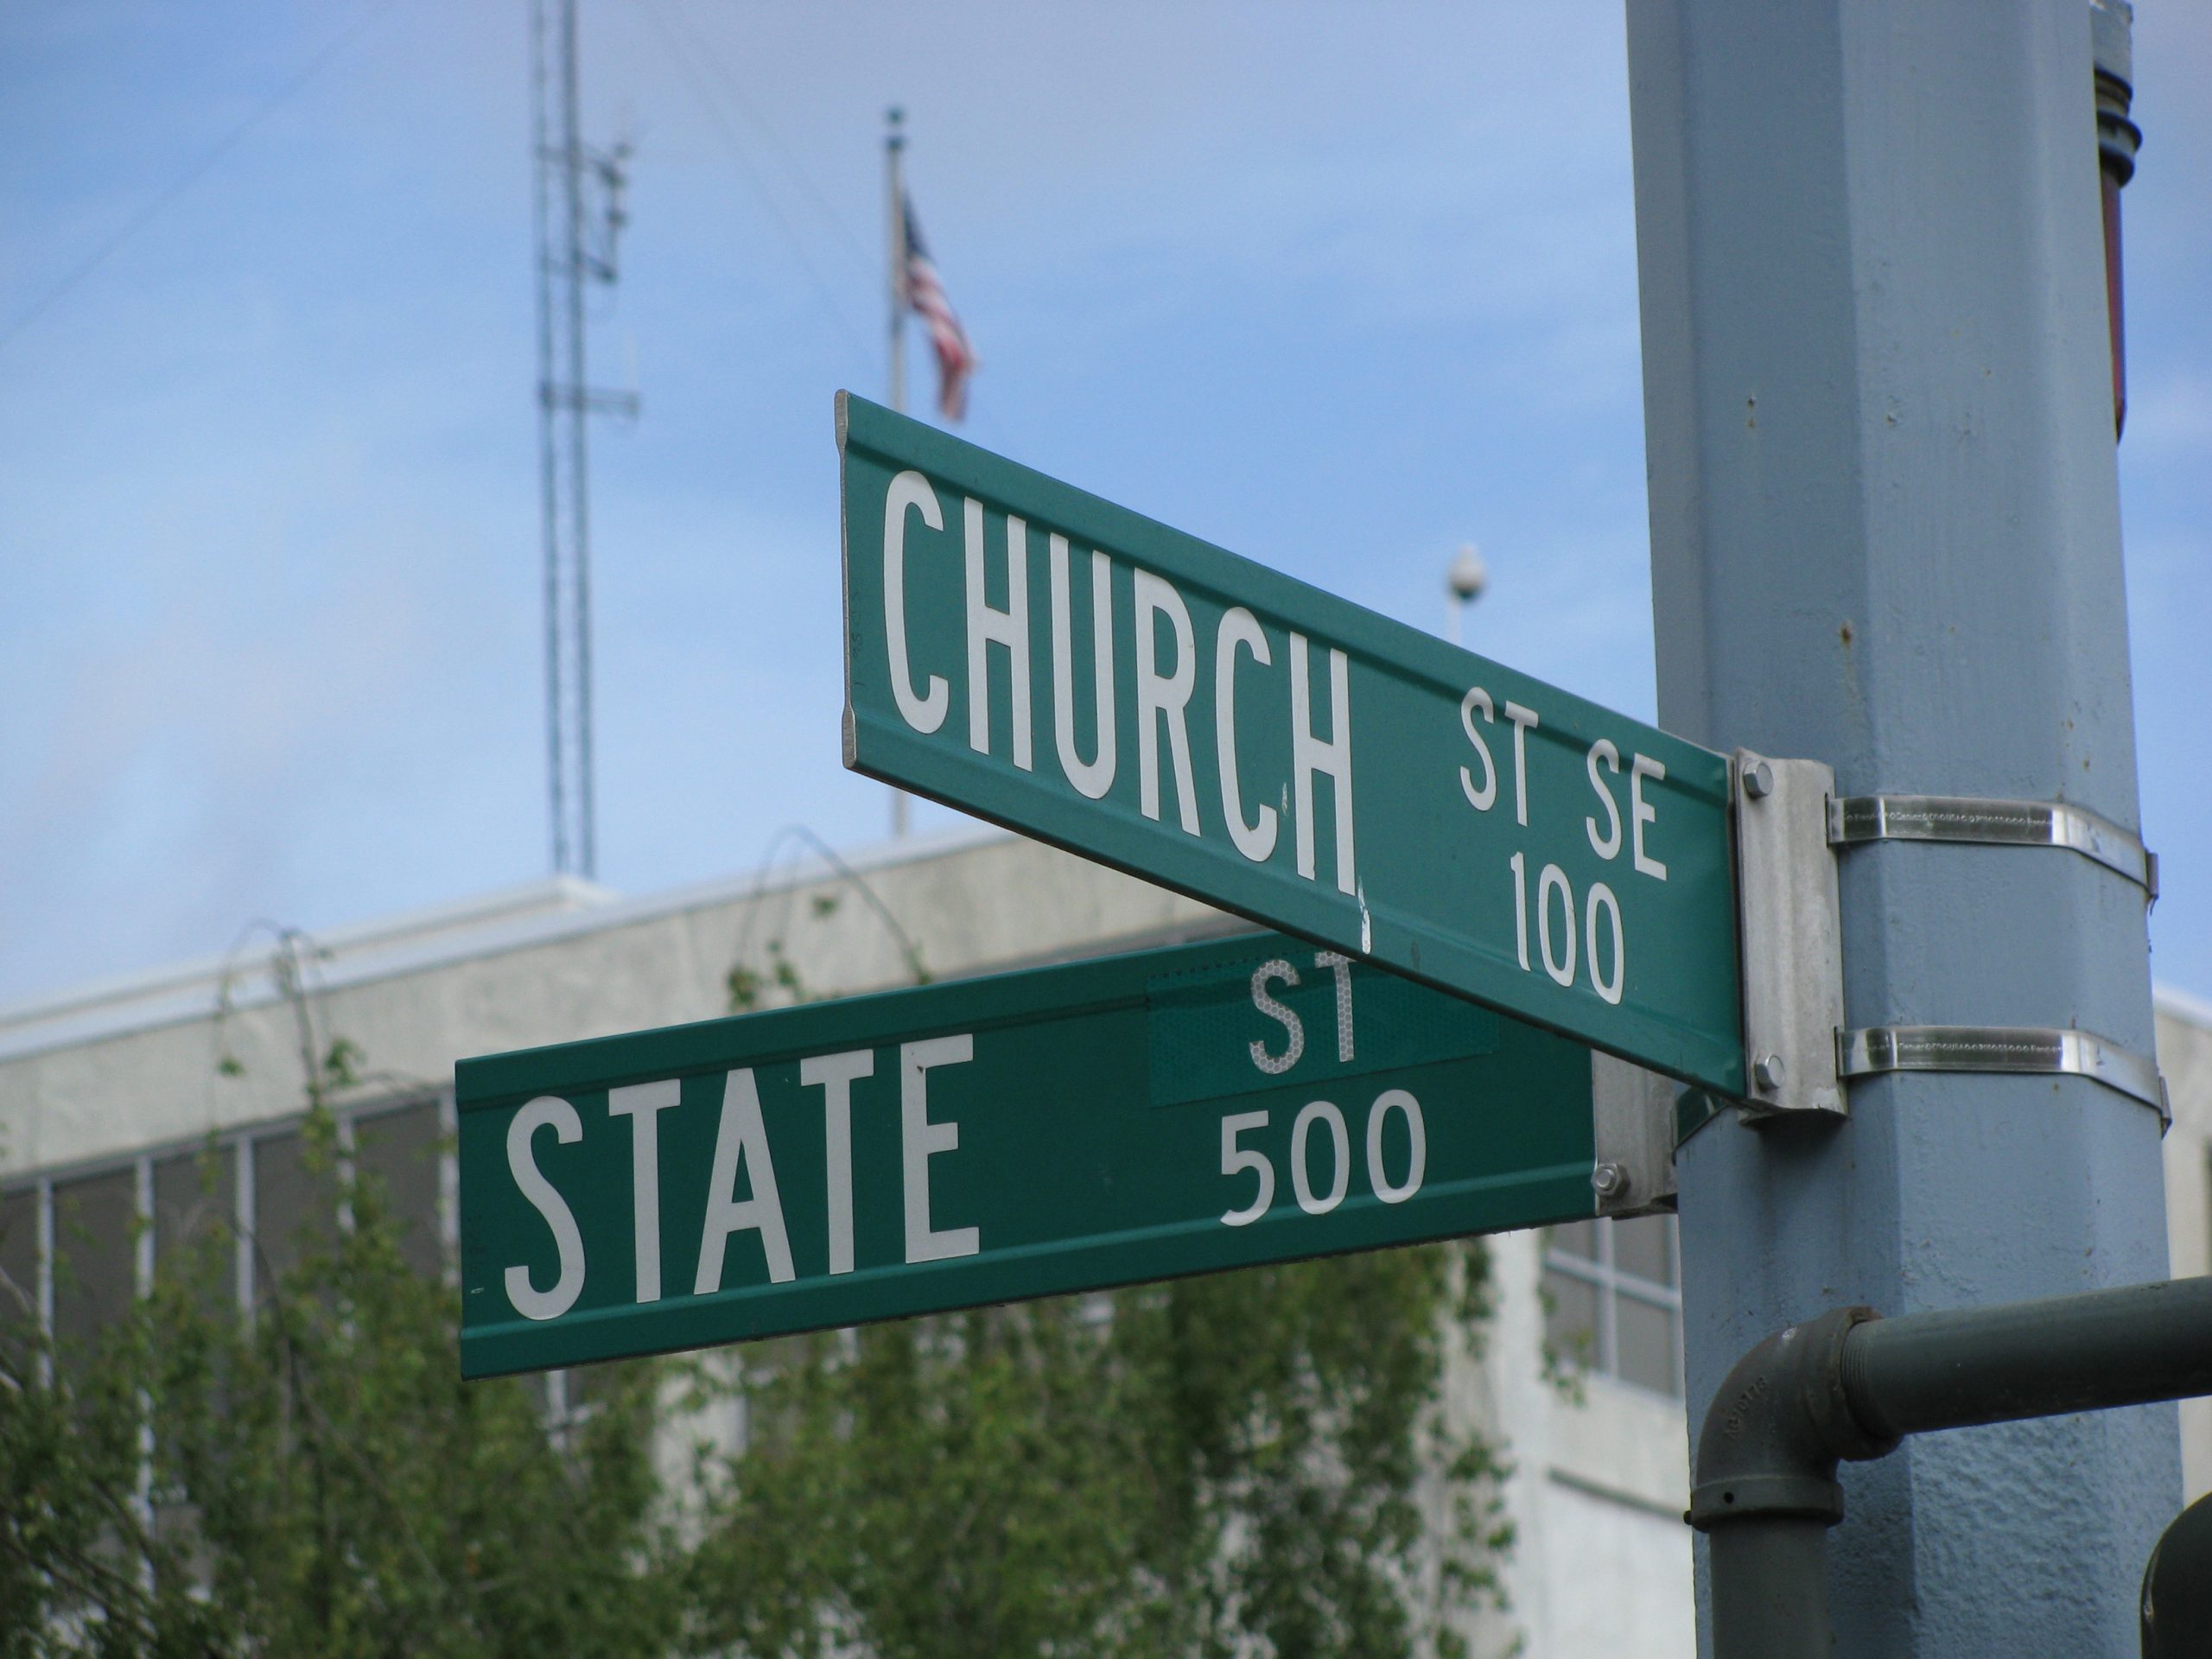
(50, 1169), (137, 1380)
(0, 1094), (451, 1365)
(1543, 1213), (1682, 1397)
(153, 1145), (236, 1319)
(248, 1128), (338, 1306)
(353, 1101), (443, 1280)
(0, 1183), (38, 1358)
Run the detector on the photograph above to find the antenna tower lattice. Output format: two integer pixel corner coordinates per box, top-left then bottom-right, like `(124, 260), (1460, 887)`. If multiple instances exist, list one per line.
(531, 0), (633, 880)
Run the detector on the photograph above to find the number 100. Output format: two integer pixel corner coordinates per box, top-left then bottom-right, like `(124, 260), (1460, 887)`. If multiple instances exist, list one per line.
(1508, 851), (1624, 1005)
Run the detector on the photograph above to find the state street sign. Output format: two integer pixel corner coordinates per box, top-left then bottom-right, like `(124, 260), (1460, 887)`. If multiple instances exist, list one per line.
(837, 393), (1745, 1095)
(458, 932), (1597, 1377)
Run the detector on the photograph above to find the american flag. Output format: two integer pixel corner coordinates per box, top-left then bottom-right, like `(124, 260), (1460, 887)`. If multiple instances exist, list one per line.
(902, 195), (976, 422)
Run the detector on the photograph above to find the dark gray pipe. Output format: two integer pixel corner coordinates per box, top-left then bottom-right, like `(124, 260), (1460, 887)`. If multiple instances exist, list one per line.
(1703, 1521), (1835, 1659)
(1691, 1306), (1890, 1659)
(1693, 1277), (2212, 1659)
(1843, 1276), (2212, 1440)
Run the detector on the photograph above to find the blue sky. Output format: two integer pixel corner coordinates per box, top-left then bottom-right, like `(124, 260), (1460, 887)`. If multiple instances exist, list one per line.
(1, 0), (2207, 1007)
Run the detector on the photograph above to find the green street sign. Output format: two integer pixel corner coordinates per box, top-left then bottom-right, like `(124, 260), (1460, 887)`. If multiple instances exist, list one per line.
(458, 933), (1598, 1378)
(837, 393), (1745, 1094)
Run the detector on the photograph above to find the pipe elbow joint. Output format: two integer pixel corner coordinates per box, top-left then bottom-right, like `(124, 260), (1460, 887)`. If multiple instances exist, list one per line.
(1690, 1305), (1897, 1532)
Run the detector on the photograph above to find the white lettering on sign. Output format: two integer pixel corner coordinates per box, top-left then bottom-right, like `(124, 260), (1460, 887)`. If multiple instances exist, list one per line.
(1132, 569), (1201, 834)
(1291, 1099), (1351, 1215)
(883, 470), (949, 734)
(1585, 739), (1624, 860)
(1313, 950), (1355, 1064)
(1503, 700), (1540, 828)
(1216, 606), (1279, 863)
(1366, 1090), (1426, 1203)
(1249, 946), (1361, 1077)
(607, 1078), (679, 1303)
(1220, 1111), (1274, 1226)
(965, 500), (1033, 771)
(1290, 633), (1356, 893)
(505, 1096), (586, 1321)
(801, 1049), (874, 1277)
(1216, 1090), (1427, 1227)
(1048, 534), (1116, 799)
(1631, 753), (1669, 880)
(900, 1034), (981, 1264)
(1459, 687), (1498, 811)
(877, 473), (1368, 901)
(493, 1037), (992, 1316)
(1219, 953), (1425, 1224)
(1456, 678), (1667, 1010)
(1509, 849), (1532, 973)
(1248, 958), (1305, 1076)
(1537, 862), (1576, 987)
(1586, 882), (1625, 1005)
(696, 1069), (796, 1293)
(1508, 855), (1632, 1005)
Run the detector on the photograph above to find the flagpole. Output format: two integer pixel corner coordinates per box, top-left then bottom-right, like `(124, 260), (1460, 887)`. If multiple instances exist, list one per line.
(885, 105), (912, 838)
(886, 105), (907, 416)
(885, 107), (902, 422)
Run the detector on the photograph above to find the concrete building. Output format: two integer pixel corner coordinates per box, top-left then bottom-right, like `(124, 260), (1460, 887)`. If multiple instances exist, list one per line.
(1, 829), (2201, 1654)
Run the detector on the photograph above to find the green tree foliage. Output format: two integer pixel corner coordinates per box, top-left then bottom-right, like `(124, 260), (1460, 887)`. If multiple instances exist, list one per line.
(0, 1119), (683, 1659)
(691, 1245), (1508, 1659)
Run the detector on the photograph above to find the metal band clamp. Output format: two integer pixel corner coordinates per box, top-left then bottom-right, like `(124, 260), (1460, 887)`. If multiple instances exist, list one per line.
(1827, 794), (2156, 902)
(1836, 1024), (2169, 1125)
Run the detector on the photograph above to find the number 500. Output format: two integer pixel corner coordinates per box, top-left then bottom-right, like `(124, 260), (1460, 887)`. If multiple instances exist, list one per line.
(1218, 1090), (1427, 1227)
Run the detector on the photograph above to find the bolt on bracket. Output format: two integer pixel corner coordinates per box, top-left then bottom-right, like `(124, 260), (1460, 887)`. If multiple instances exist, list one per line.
(1592, 1052), (1679, 1216)
(1732, 750), (1848, 1119)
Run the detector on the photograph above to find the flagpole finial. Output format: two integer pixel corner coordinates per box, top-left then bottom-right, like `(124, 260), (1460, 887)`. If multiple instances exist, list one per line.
(886, 105), (905, 150)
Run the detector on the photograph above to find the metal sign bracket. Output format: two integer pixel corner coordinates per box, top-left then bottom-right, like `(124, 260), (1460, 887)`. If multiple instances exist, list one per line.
(1837, 1024), (2171, 1128)
(1592, 1052), (1680, 1216)
(1822, 789), (2167, 1126)
(1827, 792), (2157, 903)
(1731, 750), (1848, 1120)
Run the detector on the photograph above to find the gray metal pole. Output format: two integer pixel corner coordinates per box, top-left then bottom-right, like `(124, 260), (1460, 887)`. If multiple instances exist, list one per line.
(887, 105), (907, 419)
(531, 0), (566, 878)
(532, 0), (597, 880)
(1623, 2), (2177, 1653)
(561, 0), (595, 882)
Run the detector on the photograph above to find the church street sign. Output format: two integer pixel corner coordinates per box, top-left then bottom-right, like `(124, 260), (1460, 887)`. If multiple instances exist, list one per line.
(837, 393), (1744, 1094)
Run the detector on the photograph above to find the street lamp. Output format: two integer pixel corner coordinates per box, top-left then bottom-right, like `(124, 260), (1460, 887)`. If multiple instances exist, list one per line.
(1446, 543), (1488, 647)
